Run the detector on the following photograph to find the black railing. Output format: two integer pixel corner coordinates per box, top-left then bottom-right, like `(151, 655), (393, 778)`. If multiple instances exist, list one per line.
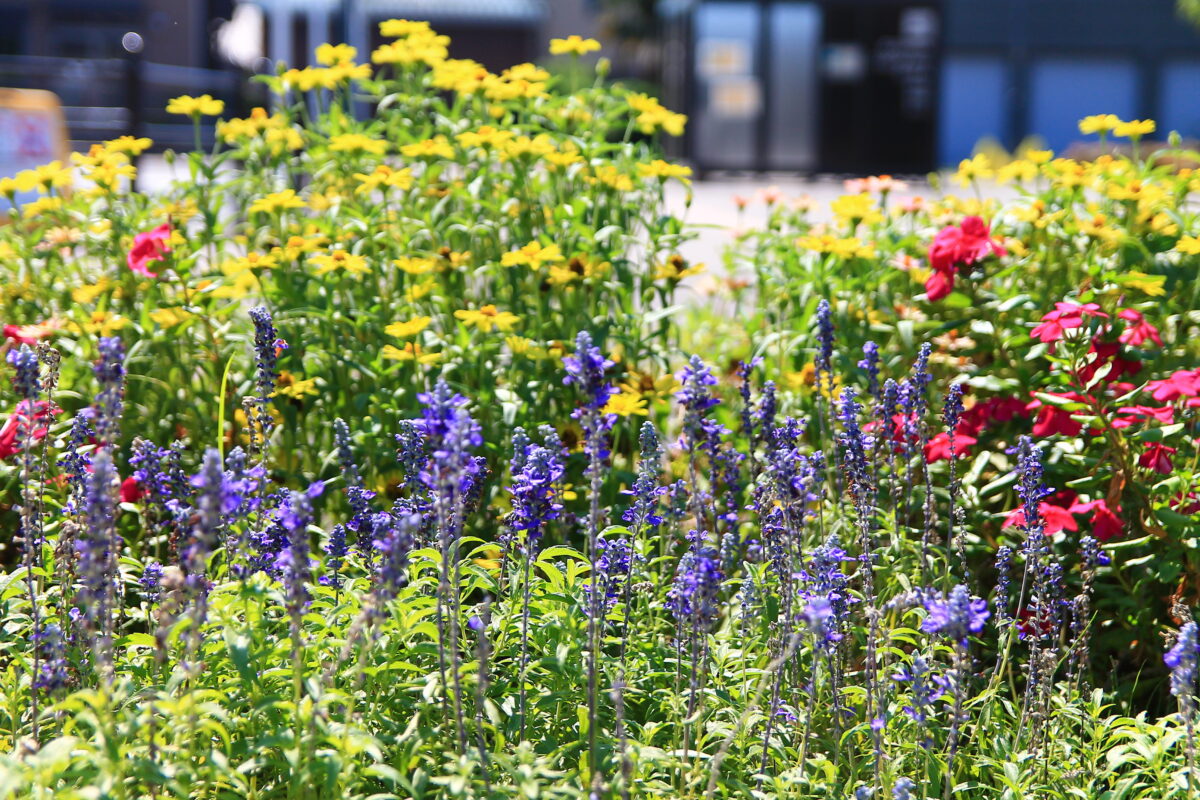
(0, 53), (250, 152)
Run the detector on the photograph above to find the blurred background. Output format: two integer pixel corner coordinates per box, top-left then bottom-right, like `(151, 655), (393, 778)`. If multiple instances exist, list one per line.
(0, 0), (1199, 177)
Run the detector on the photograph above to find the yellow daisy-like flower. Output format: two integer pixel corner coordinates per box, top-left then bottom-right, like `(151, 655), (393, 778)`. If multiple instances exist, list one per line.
(454, 304), (519, 333)
(501, 241), (563, 268)
(602, 387), (648, 417)
(72, 278), (111, 304)
(379, 18), (433, 38)
(637, 159), (692, 181)
(383, 342), (442, 364)
(831, 193), (882, 225)
(315, 43), (357, 66)
(329, 133), (388, 156)
(1177, 235), (1200, 255)
(1079, 114), (1120, 135)
(394, 256), (438, 275)
(655, 254), (705, 280)
(405, 278), (437, 301)
(1114, 119), (1155, 138)
(456, 126), (515, 149)
(149, 307), (194, 328)
(997, 159), (1038, 184)
(953, 153), (993, 187)
(166, 94), (224, 117)
(385, 316), (432, 338)
(271, 372), (320, 399)
(354, 164), (414, 194)
(310, 249), (370, 276)
(248, 189), (306, 215)
(549, 35), (601, 56)
(431, 59), (491, 94)
(627, 93), (687, 136)
(69, 310), (129, 336)
(400, 136), (454, 160)
(104, 135), (153, 155)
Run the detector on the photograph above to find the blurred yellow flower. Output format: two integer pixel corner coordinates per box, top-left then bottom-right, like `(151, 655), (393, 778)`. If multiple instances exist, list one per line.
(249, 189), (306, 215)
(1079, 114), (1120, 135)
(637, 160), (692, 181)
(315, 43), (357, 66)
(501, 241), (563, 268)
(104, 135), (153, 155)
(1114, 119), (1155, 138)
(405, 278), (437, 301)
(329, 133), (388, 156)
(149, 307), (195, 328)
(383, 342), (442, 364)
(354, 165), (414, 194)
(167, 94), (224, 116)
(311, 250), (370, 276)
(1176, 235), (1200, 255)
(394, 256), (438, 275)
(69, 310), (129, 336)
(400, 136), (454, 159)
(271, 373), (319, 399)
(550, 35), (601, 56)
(455, 305), (519, 332)
(997, 159), (1038, 184)
(456, 126), (514, 149)
(655, 254), (704, 280)
(431, 59), (490, 93)
(628, 93), (687, 136)
(379, 19), (433, 38)
(953, 153), (993, 187)
(385, 316), (432, 338)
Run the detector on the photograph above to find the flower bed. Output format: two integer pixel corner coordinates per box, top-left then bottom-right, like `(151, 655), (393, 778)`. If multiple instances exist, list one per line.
(1, 25), (1199, 800)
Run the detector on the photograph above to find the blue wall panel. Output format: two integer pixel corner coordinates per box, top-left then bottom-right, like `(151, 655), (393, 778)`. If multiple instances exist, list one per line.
(938, 56), (1007, 165)
(1161, 62), (1200, 140)
(1029, 59), (1137, 152)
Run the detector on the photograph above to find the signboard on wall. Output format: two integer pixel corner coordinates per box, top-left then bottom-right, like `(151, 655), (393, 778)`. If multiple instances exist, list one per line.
(0, 88), (69, 212)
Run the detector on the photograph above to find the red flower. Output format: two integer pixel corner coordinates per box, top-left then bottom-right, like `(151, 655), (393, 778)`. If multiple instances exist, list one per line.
(3, 318), (62, 345)
(127, 223), (172, 278)
(1026, 391), (1087, 438)
(1030, 302), (1109, 344)
(924, 216), (1005, 301)
(120, 475), (144, 504)
(1078, 340), (1141, 385)
(1146, 369), (1200, 403)
(1004, 502), (1078, 535)
(1112, 404), (1174, 430)
(1139, 442), (1177, 474)
(0, 400), (57, 460)
(1069, 498), (1124, 541)
(925, 430), (977, 463)
(1117, 308), (1162, 347)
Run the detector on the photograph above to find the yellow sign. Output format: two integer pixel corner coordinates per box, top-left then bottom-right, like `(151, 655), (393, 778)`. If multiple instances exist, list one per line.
(0, 88), (69, 211)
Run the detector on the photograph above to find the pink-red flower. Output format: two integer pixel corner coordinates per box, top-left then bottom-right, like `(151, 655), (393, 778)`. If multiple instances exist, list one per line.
(1069, 498), (1123, 541)
(1112, 404), (1174, 430)
(924, 216), (1005, 301)
(1030, 302), (1108, 344)
(127, 223), (172, 278)
(1117, 308), (1162, 347)
(120, 475), (144, 503)
(1078, 340), (1141, 384)
(0, 399), (57, 460)
(1004, 502), (1079, 535)
(1139, 442), (1177, 474)
(1146, 369), (1200, 403)
(3, 318), (62, 345)
(925, 430), (977, 463)
(1027, 391), (1087, 438)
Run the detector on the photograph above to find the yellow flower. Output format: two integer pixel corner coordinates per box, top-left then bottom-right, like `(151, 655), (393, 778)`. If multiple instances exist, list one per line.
(271, 372), (320, 399)
(431, 59), (491, 93)
(1114, 119), (1155, 138)
(22, 196), (62, 219)
(371, 33), (449, 67)
(385, 316), (432, 338)
(1176, 235), (1200, 255)
(484, 63), (551, 101)
(383, 342), (442, 364)
(602, 387), (648, 417)
(68, 310), (129, 336)
(831, 193), (882, 225)
(627, 93), (687, 136)
(149, 307), (195, 328)
(501, 241), (563, 268)
(637, 159), (692, 181)
(315, 43), (358, 66)
(379, 18), (433, 38)
(329, 133), (388, 156)
(997, 159), (1038, 184)
(953, 153), (993, 187)
(1079, 114), (1121, 135)
(222, 251), (278, 274)
(104, 135), (153, 155)
(166, 94), (224, 117)
(548, 255), (609, 285)
(354, 164), (414, 194)
(310, 249), (370, 276)
(211, 269), (261, 300)
(655, 254), (705, 280)
(1116, 271), (1167, 297)
(400, 136), (454, 159)
(1024, 148), (1053, 164)
(456, 126), (515, 149)
(394, 256), (438, 275)
(500, 134), (557, 161)
(72, 278), (111, 304)
(591, 164), (634, 192)
(248, 189), (306, 215)
(454, 304), (519, 332)
(550, 35), (601, 56)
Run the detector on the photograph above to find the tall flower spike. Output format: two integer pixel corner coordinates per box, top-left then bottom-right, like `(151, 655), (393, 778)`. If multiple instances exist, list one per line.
(79, 447), (119, 681)
(93, 337), (125, 446)
(333, 418), (362, 490)
(562, 330), (615, 411)
(859, 340), (880, 403)
(921, 584), (990, 643)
